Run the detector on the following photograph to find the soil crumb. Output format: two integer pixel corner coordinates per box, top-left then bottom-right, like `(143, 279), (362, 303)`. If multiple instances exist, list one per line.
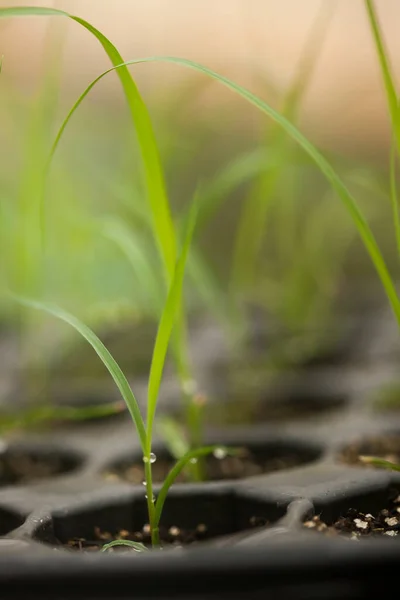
(66, 516), (268, 552)
(304, 495), (400, 539)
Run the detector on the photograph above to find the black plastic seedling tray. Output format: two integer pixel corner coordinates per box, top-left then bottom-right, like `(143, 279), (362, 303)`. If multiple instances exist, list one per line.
(1, 312), (400, 599)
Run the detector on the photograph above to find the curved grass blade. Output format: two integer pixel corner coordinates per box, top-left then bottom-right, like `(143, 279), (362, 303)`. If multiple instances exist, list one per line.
(145, 197), (198, 454)
(154, 446), (238, 528)
(365, 0), (400, 150)
(46, 53), (400, 325)
(101, 540), (148, 553)
(11, 296), (147, 449)
(3, 9), (399, 323)
(390, 136), (400, 260)
(365, 0), (400, 262)
(0, 6), (176, 280)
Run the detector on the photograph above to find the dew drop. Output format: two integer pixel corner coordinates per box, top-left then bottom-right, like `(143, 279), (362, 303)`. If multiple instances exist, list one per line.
(213, 447), (227, 460)
(142, 481), (146, 486)
(142, 456), (149, 464)
(149, 452), (157, 464)
(145, 494), (156, 503)
(189, 458), (198, 464)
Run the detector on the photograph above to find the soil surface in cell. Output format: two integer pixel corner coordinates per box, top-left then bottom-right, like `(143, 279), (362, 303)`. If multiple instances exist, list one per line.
(304, 494), (400, 539)
(0, 450), (77, 485)
(103, 447), (310, 484)
(66, 516), (267, 552)
(202, 385), (346, 425)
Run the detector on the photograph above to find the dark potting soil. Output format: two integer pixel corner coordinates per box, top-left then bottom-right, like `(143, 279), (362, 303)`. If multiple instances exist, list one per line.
(339, 434), (400, 468)
(201, 371), (346, 425)
(303, 495), (400, 539)
(103, 448), (305, 485)
(66, 516), (268, 552)
(204, 394), (343, 425)
(0, 449), (76, 485)
(67, 523), (209, 552)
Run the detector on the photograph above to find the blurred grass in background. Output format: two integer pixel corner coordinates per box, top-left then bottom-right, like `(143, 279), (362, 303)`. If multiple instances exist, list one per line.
(0, 1), (398, 417)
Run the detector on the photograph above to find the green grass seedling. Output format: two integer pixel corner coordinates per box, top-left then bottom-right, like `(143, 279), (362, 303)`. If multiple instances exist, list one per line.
(1, 3), (399, 321)
(5, 0), (400, 537)
(0, 6), (213, 480)
(32, 3), (398, 459)
(14, 197), (233, 549)
(9, 4), (397, 478)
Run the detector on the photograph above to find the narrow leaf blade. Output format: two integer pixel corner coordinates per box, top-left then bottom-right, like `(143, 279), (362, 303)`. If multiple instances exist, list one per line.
(145, 197), (198, 450)
(42, 53), (400, 325)
(154, 446), (239, 527)
(12, 296), (147, 448)
(101, 540), (149, 553)
(0, 6), (176, 279)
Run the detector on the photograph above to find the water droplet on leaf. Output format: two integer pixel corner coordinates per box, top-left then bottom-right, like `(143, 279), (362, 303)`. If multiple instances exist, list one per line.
(213, 447), (227, 460)
(143, 453), (157, 464)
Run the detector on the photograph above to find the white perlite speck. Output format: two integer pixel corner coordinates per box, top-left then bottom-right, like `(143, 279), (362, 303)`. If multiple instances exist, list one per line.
(384, 530), (398, 537)
(354, 519), (368, 530)
(385, 517), (398, 527)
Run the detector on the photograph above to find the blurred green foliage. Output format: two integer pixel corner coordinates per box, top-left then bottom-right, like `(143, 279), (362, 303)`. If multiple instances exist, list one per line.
(0, 2), (398, 419)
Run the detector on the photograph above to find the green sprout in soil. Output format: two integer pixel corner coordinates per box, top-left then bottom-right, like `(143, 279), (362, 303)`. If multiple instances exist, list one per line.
(15, 198), (233, 549)
(2, 0), (400, 546)
(36, 3), (400, 466)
